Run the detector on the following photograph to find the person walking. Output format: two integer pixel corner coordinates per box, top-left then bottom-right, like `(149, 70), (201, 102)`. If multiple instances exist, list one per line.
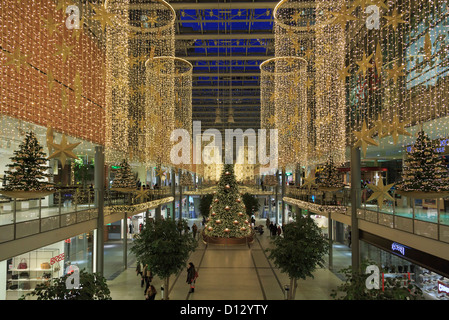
(136, 261), (143, 284)
(186, 262), (198, 293)
(145, 285), (157, 301)
(192, 223), (198, 239)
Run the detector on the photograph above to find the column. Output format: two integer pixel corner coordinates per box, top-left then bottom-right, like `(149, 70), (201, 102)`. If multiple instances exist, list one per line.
(123, 214), (127, 269)
(281, 167), (286, 225)
(178, 169), (183, 220)
(350, 147), (361, 273)
(171, 168), (176, 220)
(94, 146), (105, 276)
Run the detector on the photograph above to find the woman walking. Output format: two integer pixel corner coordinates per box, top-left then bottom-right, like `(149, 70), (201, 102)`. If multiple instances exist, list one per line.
(186, 262), (198, 293)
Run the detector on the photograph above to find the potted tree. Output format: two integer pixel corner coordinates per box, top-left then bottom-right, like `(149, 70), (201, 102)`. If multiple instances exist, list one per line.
(265, 214), (329, 299)
(130, 218), (197, 300)
(19, 269), (111, 300)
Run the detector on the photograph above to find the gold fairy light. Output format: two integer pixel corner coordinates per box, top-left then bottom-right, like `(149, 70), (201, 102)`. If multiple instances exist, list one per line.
(103, 0), (176, 165)
(273, 0), (347, 168)
(261, 57), (308, 168)
(145, 56), (177, 168)
(173, 58), (193, 171)
(346, 0), (449, 158)
(1, 0), (104, 154)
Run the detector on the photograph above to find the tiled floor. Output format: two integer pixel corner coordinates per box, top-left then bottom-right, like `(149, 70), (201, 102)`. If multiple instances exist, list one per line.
(107, 219), (346, 300)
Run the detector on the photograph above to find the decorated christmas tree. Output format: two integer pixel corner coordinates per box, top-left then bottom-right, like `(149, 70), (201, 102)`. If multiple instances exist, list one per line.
(317, 158), (344, 190)
(3, 132), (53, 191)
(203, 164), (253, 239)
(397, 130), (449, 193)
(111, 159), (135, 191)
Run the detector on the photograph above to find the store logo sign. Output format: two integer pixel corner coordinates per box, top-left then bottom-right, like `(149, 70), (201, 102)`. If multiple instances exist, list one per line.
(391, 242), (406, 256)
(438, 281), (449, 295)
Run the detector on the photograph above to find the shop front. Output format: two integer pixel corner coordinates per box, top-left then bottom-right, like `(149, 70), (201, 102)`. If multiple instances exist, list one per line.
(360, 231), (449, 300)
(1, 231), (93, 300)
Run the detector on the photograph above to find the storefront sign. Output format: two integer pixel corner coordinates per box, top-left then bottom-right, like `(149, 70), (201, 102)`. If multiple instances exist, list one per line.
(438, 281), (449, 295)
(50, 253), (65, 265)
(391, 242), (406, 256)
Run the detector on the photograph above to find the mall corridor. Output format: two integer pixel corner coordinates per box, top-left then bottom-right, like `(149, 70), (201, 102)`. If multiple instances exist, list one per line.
(107, 219), (345, 300)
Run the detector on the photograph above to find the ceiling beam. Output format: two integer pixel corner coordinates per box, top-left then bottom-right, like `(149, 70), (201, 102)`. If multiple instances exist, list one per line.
(129, 2), (278, 10)
(193, 72), (260, 77)
(180, 55), (272, 61)
(193, 85), (260, 89)
(175, 33), (274, 40)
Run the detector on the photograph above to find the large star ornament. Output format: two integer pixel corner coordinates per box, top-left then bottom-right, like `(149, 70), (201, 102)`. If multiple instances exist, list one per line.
(48, 134), (81, 168)
(353, 120), (379, 157)
(367, 180), (395, 209)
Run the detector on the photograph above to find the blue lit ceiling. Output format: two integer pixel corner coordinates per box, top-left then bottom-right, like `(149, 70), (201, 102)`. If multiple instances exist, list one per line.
(171, 1), (277, 131)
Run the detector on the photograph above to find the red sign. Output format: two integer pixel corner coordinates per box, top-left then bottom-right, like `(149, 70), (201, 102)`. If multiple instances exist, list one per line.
(50, 253), (65, 265)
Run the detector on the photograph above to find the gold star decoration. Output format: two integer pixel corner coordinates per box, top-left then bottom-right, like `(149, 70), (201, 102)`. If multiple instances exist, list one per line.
(146, 14), (158, 27)
(41, 15), (62, 36)
(47, 70), (55, 91)
(302, 173), (316, 191)
(4, 47), (28, 72)
(290, 39), (301, 54)
(304, 48), (313, 60)
(305, 78), (313, 90)
(388, 114), (412, 145)
(386, 63), (405, 84)
(374, 41), (383, 76)
(367, 179), (395, 209)
(330, 5), (358, 30)
(90, 3), (116, 30)
(74, 72), (83, 107)
(134, 186), (148, 203)
(356, 52), (374, 76)
(48, 134), (81, 168)
(383, 8), (407, 31)
(267, 115), (276, 126)
(338, 65), (351, 82)
(371, 113), (389, 139)
(156, 168), (166, 178)
(54, 42), (75, 63)
(291, 11), (302, 23)
(353, 120), (379, 157)
(55, 0), (75, 12)
(61, 87), (68, 112)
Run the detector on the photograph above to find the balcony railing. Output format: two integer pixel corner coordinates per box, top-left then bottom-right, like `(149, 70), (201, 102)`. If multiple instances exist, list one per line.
(0, 187), (173, 244)
(284, 186), (449, 244)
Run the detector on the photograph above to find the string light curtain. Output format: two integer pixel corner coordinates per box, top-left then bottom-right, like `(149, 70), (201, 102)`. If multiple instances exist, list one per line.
(273, 0), (347, 167)
(346, 0), (449, 156)
(0, 0), (105, 149)
(104, 0), (176, 165)
(104, 0), (130, 164)
(260, 58), (276, 131)
(174, 57), (193, 171)
(145, 56), (179, 167)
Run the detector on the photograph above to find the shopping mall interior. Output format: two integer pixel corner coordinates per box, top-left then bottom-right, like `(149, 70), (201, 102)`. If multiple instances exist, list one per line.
(0, 0), (449, 304)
